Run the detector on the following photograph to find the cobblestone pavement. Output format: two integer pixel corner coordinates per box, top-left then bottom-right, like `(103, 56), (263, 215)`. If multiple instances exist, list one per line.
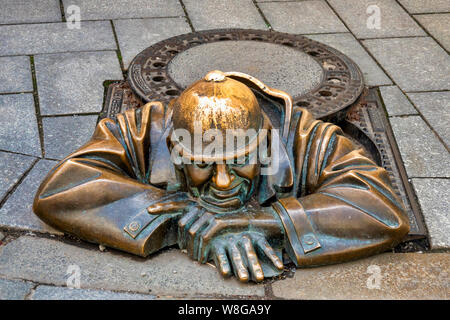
(0, 0), (448, 299)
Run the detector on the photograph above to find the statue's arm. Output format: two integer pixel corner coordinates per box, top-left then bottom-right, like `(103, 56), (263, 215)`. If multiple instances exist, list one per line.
(273, 111), (410, 267)
(33, 103), (182, 257)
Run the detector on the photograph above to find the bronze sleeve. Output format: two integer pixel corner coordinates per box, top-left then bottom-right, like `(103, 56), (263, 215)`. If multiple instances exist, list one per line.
(274, 109), (410, 267)
(33, 103), (180, 257)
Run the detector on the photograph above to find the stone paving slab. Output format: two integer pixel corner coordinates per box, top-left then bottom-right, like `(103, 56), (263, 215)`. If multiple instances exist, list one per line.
(379, 86), (418, 116)
(0, 236), (265, 297)
(363, 37), (450, 92)
(0, 159), (61, 234)
(259, 0), (347, 34)
(62, 0), (184, 20)
(398, 0), (450, 14)
(184, 0), (267, 31)
(0, 0), (61, 25)
(328, 0), (426, 39)
(306, 33), (391, 87)
(415, 14), (450, 52)
(32, 285), (155, 300)
(42, 115), (98, 159)
(35, 51), (123, 115)
(0, 278), (33, 300)
(407, 92), (450, 147)
(114, 18), (191, 69)
(0, 56), (33, 94)
(0, 151), (35, 201)
(272, 252), (450, 299)
(389, 116), (449, 178)
(0, 21), (116, 56)
(412, 178), (450, 250)
(0, 94), (41, 157)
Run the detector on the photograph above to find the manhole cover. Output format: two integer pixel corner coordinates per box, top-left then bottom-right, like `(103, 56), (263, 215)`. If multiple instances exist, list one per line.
(168, 40), (323, 96)
(128, 29), (364, 121)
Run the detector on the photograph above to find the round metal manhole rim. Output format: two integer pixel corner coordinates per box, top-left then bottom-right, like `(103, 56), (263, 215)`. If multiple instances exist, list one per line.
(168, 40), (325, 98)
(127, 29), (364, 120)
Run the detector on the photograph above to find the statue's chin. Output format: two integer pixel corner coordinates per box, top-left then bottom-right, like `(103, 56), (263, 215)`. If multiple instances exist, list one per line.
(190, 179), (256, 213)
(198, 196), (244, 213)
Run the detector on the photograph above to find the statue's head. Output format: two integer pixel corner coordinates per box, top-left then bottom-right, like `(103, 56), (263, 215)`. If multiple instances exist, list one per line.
(169, 70), (271, 213)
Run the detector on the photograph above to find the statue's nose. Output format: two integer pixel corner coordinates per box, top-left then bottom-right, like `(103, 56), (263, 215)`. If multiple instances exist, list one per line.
(212, 164), (234, 189)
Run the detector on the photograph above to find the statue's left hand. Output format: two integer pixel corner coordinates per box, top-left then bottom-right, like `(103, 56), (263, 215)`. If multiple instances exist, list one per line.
(207, 231), (282, 282)
(178, 207), (284, 281)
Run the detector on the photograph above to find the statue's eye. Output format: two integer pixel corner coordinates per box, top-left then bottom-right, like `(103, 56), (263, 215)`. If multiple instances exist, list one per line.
(233, 154), (250, 166)
(194, 162), (211, 169)
(233, 150), (259, 166)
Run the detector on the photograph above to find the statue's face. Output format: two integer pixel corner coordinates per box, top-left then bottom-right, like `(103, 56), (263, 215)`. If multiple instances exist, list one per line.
(183, 152), (260, 212)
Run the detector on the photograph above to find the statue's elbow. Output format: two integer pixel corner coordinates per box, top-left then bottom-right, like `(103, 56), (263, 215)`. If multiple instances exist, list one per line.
(32, 190), (48, 224)
(387, 207), (410, 244)
(32, 178), (56, 225)
(32, 182), (45, 217)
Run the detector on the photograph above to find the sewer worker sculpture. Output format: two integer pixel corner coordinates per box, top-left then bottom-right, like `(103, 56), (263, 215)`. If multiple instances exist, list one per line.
(33, 70), (409, 282)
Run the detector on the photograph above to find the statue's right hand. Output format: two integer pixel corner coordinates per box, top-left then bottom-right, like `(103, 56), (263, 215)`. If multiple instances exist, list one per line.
(147, 193), (196, 215)
(147, 201), (192, 215)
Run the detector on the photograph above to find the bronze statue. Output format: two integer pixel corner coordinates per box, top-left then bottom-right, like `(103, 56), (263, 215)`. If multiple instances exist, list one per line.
(33, 71), (409, 282)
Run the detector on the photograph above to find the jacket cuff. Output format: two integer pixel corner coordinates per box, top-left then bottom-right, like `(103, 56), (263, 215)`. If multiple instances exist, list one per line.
(272, 197), (321, 266)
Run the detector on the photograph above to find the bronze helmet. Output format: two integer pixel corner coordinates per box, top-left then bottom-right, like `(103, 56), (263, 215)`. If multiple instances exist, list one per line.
(171, 70), (270, 162)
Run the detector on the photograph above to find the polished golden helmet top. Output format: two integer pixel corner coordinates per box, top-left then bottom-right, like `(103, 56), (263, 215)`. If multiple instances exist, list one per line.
(172, 70), (263, 135)
(171, 70), (268, 161)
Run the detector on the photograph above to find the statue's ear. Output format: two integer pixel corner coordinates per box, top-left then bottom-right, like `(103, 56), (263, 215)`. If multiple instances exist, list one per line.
(224, 71), (293, 140)
(149, 127), (178, 187)
(258, 129), (293, 204)
(267, 128), (293, 189)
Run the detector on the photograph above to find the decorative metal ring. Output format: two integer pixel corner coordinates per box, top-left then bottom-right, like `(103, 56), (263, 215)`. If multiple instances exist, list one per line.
(128, 29), (364, 121)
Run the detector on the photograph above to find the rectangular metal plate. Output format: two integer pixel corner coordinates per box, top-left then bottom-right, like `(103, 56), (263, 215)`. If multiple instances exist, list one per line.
(343, 88), (427, 240)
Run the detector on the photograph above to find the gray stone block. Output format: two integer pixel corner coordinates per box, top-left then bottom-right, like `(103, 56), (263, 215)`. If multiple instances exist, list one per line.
(0, 236), (265, 297)
(0, 21), (116, 56)
(379, 86), (417, 116)
(184, 0), (267, 31)
(0, 56), (33, 93)
(259, 0), (347, 34)
(407, 91), (450, 147)
(389, 116), (449, 178)
(0, 278), (33, 300)
(42, 115), (97, 160)
(0, 94), (41, 157)
(415, 14), (450, 52)
(32, 285), (155, 300)
(306, 33), (391, 87)
(35, 51), (123, 115)
(0, 0), (61, 24)
(0, 159), (61, 234)
(363, 37), (450, 92)
(0, 151), (36, 201)
(62, 0), (183, 20)
(412, 179), (450, 249)
(168, 40), (323, 97)
(398, 0), (450, 13)
(272, 253), (450, 299)
(328, 0), (425, 39)
(114, 18), (191, 69)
